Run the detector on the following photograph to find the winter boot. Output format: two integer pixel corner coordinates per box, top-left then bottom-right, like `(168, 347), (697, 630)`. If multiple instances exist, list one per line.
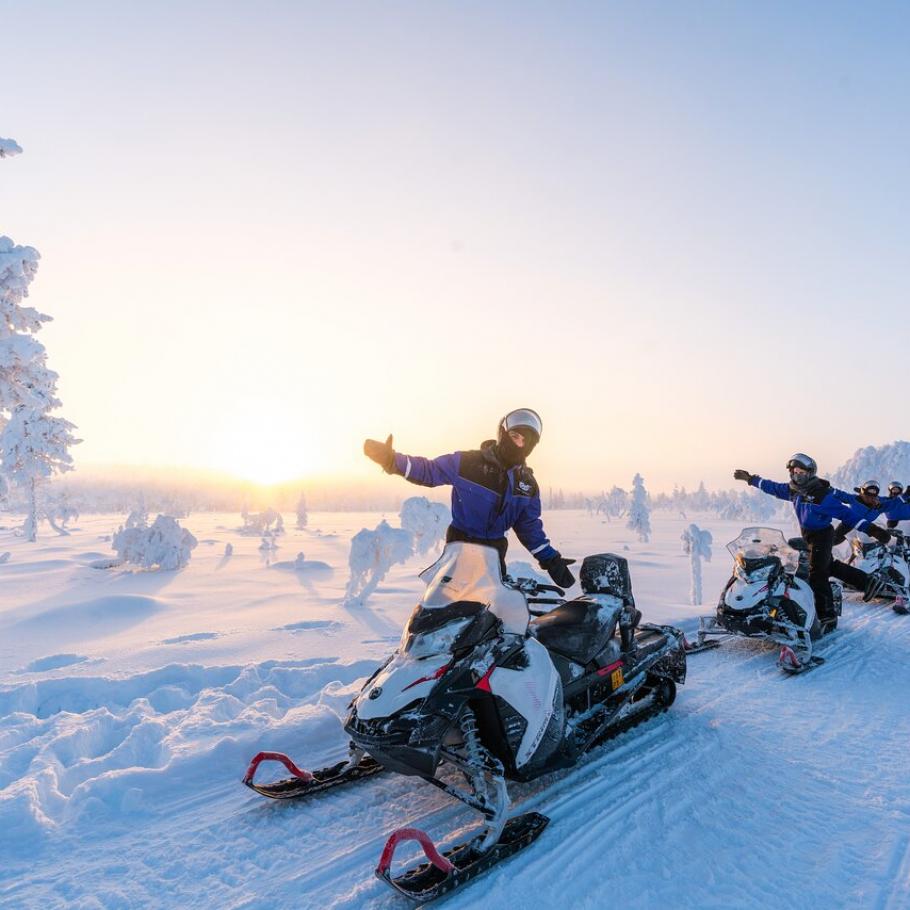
(863, 573), (885, 603)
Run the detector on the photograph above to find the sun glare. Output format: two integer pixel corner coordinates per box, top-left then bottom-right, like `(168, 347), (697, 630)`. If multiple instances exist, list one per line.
(204, 398), (313, 486)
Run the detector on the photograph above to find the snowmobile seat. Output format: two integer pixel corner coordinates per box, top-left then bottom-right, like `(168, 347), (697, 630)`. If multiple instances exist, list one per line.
(632, 625), (669, 659)
(531, 597), (620, 665)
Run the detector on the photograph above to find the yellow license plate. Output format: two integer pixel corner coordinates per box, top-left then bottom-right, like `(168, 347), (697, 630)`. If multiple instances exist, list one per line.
(611, 668), (624, 689)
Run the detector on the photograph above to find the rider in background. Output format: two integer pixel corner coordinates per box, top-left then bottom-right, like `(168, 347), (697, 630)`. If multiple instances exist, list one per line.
(734, 454), (887, 631)
(363, 408), (576, 589)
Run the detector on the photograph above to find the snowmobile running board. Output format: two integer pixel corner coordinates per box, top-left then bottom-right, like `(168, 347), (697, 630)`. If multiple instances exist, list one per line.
(376, 812), (549, 903)
(243, 751), (384, 800)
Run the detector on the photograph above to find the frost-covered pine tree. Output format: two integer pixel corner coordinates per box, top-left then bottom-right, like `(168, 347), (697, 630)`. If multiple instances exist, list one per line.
(626, 473), (651, 543)
(0, 407), (79, 541)
(0, 142), (80, 539)
(296, 491), (308, 529)
(681, 523), (712, 605)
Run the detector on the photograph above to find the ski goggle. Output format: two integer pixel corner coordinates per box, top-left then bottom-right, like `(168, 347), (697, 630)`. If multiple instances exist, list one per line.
(889, 484), (904, 495)
(501, 408), (543, 439)
(786, 454), (816, 474)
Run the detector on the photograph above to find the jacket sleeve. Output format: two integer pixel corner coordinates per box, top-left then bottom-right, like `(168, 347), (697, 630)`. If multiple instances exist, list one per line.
(750, 477), (791, 501)
(830, 488), (854, 505)
(822, 495), (876, 532)
(884, 500), (910, 521)
(392, 451), (460, 488)
(512, 494), (558, 563)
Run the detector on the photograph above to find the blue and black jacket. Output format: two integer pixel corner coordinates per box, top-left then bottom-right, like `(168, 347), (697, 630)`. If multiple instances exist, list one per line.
(831, 490), (910, 529)
(392, 440), (557, 563)
(749, 476), (876, 533)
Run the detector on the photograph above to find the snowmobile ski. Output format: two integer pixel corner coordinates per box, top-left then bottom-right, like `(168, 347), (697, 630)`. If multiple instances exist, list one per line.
(243, 750), (383, 800)
(375, 812), (549, 903)
(777, 644), (825, 675)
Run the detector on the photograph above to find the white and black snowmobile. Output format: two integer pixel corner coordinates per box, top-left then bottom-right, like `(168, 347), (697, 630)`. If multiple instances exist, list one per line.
(845, 528), (910, 614)
(687, 527), (840, 673)
(243, 541), (686, 903)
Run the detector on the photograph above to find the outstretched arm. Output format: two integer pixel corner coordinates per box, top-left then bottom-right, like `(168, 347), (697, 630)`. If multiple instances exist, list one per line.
(391, 451), (461, 488)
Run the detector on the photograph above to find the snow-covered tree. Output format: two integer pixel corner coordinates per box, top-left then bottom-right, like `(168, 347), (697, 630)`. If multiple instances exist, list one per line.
(681, 523), (712, 605)
(0, 407), (79, 541)
(830, 441), (910, 490)
(296, 491), (308, 529)
(343, 520), (413, 607)
(626, 473), (651, 543)
(1, 143), (80, 538)
(400, 496), (450, 555)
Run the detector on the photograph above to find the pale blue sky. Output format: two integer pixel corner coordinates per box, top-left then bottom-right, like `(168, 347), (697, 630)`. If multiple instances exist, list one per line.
(2, 1), (908, 490)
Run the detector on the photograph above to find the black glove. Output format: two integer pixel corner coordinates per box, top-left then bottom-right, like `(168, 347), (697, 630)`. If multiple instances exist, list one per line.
(363, 434), (396, 473)
(832, 523), (848, 546)
(540, 553), (576, 589)
(866, 525), (892, 545)
(733, 469), (755, 484)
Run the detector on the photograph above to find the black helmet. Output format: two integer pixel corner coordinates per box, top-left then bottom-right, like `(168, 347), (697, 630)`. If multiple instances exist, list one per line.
(854, 480), (880, 496)
(786, 453), (817, 488)
(496, 408), (542, 467)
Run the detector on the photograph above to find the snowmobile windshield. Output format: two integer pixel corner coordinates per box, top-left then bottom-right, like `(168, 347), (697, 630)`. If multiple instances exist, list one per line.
(726, 527), (800, 576)
(400, 601), (500, 659)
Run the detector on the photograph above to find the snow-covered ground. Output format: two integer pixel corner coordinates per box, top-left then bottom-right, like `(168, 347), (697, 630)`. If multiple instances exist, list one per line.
(2, 511), (909, 909)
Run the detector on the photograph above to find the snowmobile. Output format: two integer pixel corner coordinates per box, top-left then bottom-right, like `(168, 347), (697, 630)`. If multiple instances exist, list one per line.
(243, 541), (686, 903)
(845, 528), (910, 614)
(687, 527), (841, 673)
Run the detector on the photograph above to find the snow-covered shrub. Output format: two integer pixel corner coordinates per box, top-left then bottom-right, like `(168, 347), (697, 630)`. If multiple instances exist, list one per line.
(112, 514), (198, 570)
(399, 496), (450, 555)
(343, 520), (413, 606)
(296, 492), (308, 529)
(626, 474), (651, 543)
(681, 524), (713, 605)
(240, 508), (284, 535)
(42, 492), (79, 535)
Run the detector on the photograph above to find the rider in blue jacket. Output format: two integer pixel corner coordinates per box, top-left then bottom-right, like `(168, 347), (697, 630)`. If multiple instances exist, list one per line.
(363, 408), (576, 588)
(734, 454), (887, 630)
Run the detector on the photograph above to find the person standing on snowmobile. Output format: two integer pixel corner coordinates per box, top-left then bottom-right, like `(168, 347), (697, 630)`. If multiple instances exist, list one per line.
(885, 483), (910, 530)
(733, 455), (888, 631)
(363, 408), (576, 588)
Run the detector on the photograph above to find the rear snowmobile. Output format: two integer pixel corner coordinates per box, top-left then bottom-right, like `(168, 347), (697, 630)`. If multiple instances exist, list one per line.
(844, 529), (910, 614)
(243, 541), (686, 903)
(687, 527), (840, 673)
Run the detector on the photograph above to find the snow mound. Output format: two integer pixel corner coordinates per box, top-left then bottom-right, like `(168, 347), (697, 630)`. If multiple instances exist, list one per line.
(0, 657), (378, 857)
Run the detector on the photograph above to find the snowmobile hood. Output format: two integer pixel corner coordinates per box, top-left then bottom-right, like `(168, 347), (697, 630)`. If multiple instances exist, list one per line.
(353, 652), (452, 721)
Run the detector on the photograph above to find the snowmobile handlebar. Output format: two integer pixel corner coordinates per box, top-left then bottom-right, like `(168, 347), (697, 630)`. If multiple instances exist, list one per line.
(507, 576), (566, 597)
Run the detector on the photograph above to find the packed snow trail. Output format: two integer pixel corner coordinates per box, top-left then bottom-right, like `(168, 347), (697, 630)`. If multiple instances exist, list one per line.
(3, 596), (910, 909)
